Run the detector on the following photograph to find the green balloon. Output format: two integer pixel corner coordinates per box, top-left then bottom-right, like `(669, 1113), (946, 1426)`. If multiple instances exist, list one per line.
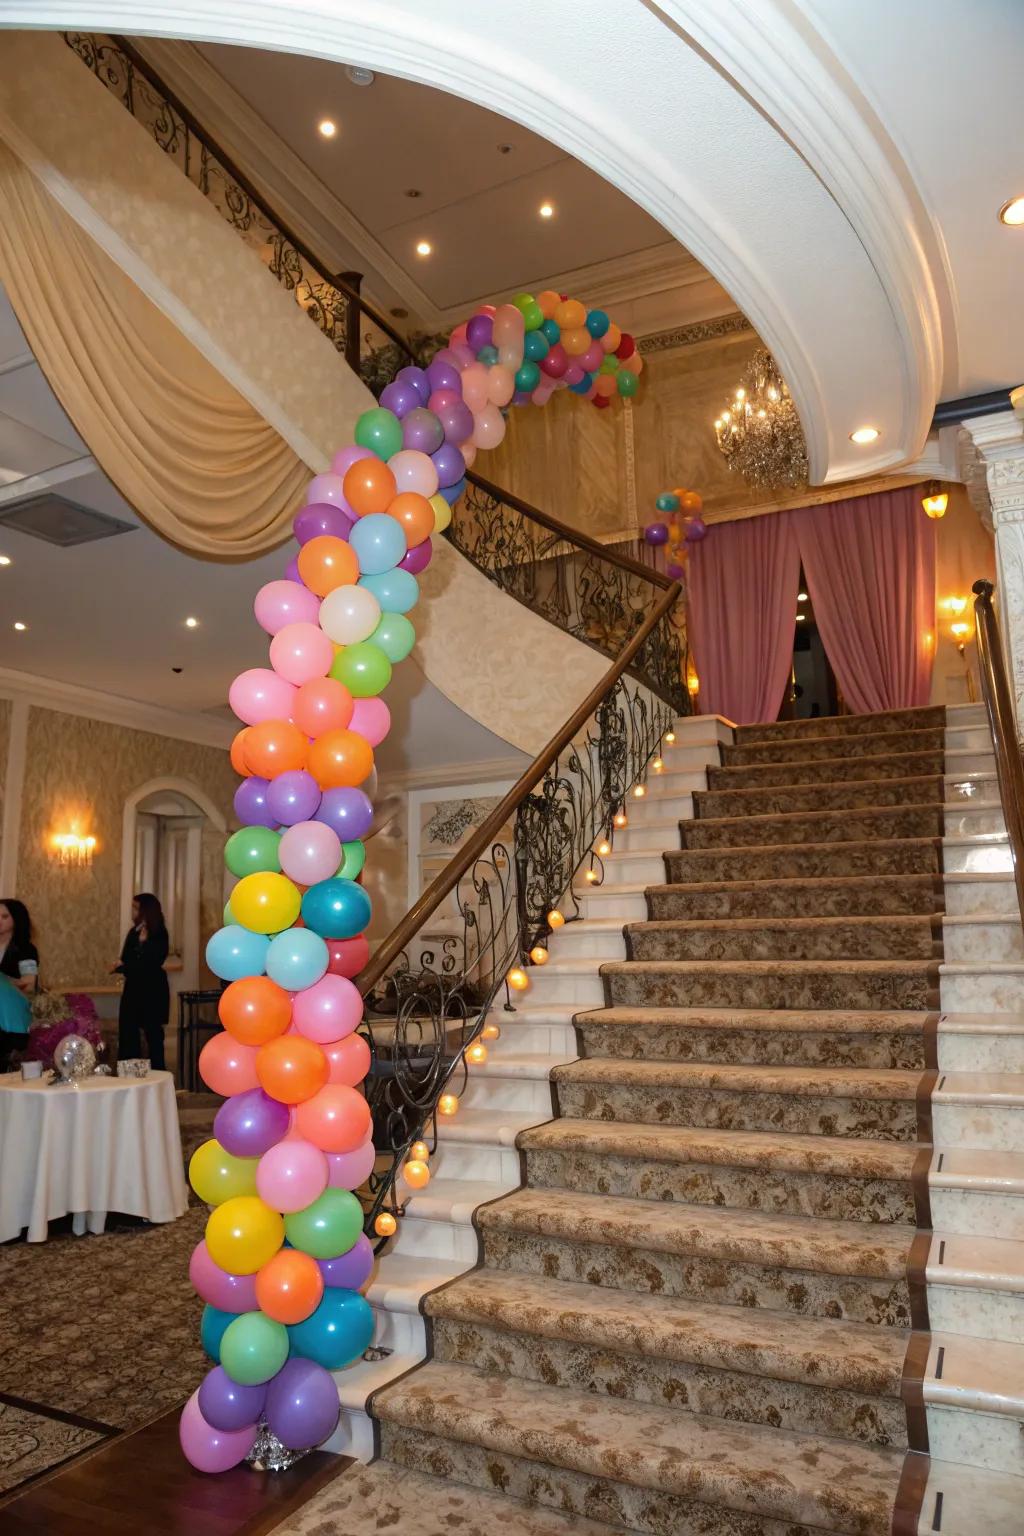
(219, 1311), (289, 1385)
(618, 371), (640, 397)
(520, 301), (544, 332)
(512, 292), (536, 315)
(284, 1188), (364, 1260)
(224, 825), (281, 878)
(515, 361), (541, 393)
(599, 354), (620, 374)
(330, 641), (393, 698)
(339, 839), (366, 880)
(354, 407), (403, 460)
(372, 612), (415, 664)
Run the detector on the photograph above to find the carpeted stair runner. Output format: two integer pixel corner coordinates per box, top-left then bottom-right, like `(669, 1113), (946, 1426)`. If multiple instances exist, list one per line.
(361, 707), (948, 1534)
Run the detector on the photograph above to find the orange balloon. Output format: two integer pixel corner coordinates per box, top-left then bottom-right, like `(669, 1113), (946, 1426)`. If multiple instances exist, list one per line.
(388, 491), (434, 548)
(602, 322), (622, 354)
(324, 1032), (371, 1087)
(219, 975), (292, 1046)
(537, 289), (561, 320)
(308, 728), (373, 790)
(230, 727), (252, 776)
(297, 536), (359, 598)
(294, 1082), (372, 1153)
(255, 1246), (324, 1324)
(343, 459), (397, 519)
(199, 1032), (260, 1097)
(561, 326), (591, 357)
(256, 1034), (329, 1105)
(245, 719), (308, 778)
(293, 677), (354, 738)
(595, 374), (617, 398)
(682, 490), (703, 513)
(554, 298), (586, 330)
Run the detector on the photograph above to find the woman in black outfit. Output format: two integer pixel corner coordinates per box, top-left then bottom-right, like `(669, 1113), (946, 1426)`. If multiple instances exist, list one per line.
(113, 892), (170, 1071)
(0, 898), (38, 1069)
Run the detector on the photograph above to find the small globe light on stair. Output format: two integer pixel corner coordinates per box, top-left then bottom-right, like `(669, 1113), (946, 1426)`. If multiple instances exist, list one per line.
(633, 784), (647, 798)
(530, 945), (549, 966)
(652, 757), (664, 772)
(614, 812), (628, 828)
(410, 1140), (429, 1162)
(374, 1211), (397, 1237)
(665, 730), (676, 743)
(466, 1043), (488, 1066)
(584, 869), (599, 883)
(597, 840), (611, 857)
(402, 1159), (430, 1189)
(481, 1023), (500, 1042)
(438, 1093), (459, 1116)
(507, 966), (530, 991)
(547, 909), (565, 929)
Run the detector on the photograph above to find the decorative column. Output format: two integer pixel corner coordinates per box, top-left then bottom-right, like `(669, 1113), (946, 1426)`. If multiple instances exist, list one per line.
(962, 395), (1024, 734)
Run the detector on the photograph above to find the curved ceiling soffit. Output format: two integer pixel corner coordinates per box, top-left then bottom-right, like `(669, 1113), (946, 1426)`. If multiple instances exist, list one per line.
(1, 0), (925, 480)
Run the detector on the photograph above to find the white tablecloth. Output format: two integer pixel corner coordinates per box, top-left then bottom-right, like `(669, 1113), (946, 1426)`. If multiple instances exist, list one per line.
(0, 1070), (188, 1242)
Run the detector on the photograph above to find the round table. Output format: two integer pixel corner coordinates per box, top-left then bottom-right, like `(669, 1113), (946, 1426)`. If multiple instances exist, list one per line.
(0, 1070), (188, 1243)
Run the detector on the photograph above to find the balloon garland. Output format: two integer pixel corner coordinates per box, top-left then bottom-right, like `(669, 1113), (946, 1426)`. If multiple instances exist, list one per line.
(644, 486), (707, 579)
(180, 285), (639, 1474)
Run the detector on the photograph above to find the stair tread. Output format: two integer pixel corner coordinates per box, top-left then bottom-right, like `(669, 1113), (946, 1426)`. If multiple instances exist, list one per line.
(697, 773), (944, 801)
(933, 1071), (1024, 1105)
(553, 1057), (923, 1099)
(375, 1360), (905, 1534)
(628, 914), (936, 934)
(404, 1177), (511, 1223)
(927, 1330), (1024, 1418)
(928, 1232), (1024, 1291)
(736, 704), (945, 737)
(521, 1117), (921, 1178)
(652, 873), (943, 896)
(427, 1269), (909, 1393)
(602, 958), (938, 975)
(436, 1106), (550, 1145)
(667, 834), (941, 858)
(479, 1188), (913, 1276)
(582, 1006), (931, 1035)
(919, 1458), (1024, 1536)
(931, 1148), (1024, 1192)
(684, 801), (943, 833)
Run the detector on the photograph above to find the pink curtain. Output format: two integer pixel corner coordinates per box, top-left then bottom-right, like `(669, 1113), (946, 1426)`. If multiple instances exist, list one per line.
(792, 486), (936, 713)
(687, 510), (801, 723)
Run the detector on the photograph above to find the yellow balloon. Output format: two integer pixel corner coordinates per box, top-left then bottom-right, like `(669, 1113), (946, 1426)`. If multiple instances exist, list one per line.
(189, 1138), (258, 1206)
(230, 871), (301, 935)
(206, 1196), (284, 1275)
(430, 492), (452, 534)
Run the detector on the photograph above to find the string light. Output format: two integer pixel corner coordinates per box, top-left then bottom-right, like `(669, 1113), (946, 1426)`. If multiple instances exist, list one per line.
(652, 758), (663, 772)
(410, 1141), (429, 1162)
(597, 840), (611, 856)
(402, 1159), (430, 1189)
(665, 731), (676, 744)
(466, 1042), (488, 1066)
(482, 1023), (500, 1042)
(547, 909), (565, 929)
(374, 1211), (397, 1237)
(438, 1093), (459, 1116)
(584, 869), (598, 883)
(614, 812), (628, 828)
(508, 967), (530, 991)
(633, 784), (647, 798)
(530, 945), (549, 965)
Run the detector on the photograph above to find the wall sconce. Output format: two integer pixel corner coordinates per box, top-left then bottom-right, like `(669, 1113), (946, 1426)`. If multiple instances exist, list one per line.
(922, 481), (949, 519)
(51, 830), (97, 866)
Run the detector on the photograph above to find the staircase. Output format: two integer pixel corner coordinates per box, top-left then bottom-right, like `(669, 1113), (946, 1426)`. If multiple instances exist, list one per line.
(293, 701), (1024, 1536)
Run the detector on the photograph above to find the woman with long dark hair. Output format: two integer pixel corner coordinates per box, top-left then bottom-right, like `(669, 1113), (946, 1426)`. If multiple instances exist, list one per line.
(0, 898), (38, 1069)
(113, 892), (170, 1071)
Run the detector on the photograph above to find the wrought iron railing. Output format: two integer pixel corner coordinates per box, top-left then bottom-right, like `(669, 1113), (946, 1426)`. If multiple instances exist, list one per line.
(973, 580), (1024, 928)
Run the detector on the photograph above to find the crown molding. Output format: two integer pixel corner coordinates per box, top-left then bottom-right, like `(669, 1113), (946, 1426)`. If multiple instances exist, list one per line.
(0, 666), (235, 748)
(379, 754), (527, 794)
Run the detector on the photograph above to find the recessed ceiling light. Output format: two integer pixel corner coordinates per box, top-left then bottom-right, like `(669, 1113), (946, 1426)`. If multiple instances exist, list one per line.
(0, 554), (10, 566)
(403, 188), (422, 199)
(415, 240), (432, 257)
(318, 119), (337, 139)
(850, 426), (880, 444)
(346, 65), (375, 87)
(497, 143), (513, 155)
(797, 591), (808, 601)
(539, 202), (554, 219)
(795, 613), (806, 622)
(998, 196), (1024, 227)
(184, 616), (199, 629)
(13, 621), (26, 631)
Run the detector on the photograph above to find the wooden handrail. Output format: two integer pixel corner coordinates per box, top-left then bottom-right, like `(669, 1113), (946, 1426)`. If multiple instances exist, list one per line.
(972, 579), (1024, 926)
(357, 580), (682, 994)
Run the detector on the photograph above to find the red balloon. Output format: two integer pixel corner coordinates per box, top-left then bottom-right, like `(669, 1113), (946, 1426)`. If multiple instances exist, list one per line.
(199, 1032), (260, 1097)
(539, 343), (567, 379)
(327, 936), (370, 978)
(615, 332), (636, 360)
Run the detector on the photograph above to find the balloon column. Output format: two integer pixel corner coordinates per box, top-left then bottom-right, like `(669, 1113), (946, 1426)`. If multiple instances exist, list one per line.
(644, 487), (707, 579)
(181, 286), (639, 1475)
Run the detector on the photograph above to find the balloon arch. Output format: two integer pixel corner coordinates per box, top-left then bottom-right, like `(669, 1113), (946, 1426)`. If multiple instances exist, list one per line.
(180, 290), (643, 1470)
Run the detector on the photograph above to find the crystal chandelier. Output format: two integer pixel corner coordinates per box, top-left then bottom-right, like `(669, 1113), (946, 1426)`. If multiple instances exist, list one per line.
(714, 348), (808, 491)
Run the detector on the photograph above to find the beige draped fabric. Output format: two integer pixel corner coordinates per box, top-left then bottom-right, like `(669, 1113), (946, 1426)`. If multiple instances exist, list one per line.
(0, 140), (308, 558)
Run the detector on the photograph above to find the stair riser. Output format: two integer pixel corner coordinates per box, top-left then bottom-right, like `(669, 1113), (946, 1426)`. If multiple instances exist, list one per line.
(722, 730), (945, 766)
(945, 806), (1006, 836)
(575, 888), (649, 921)
(427, 1142), (523, 1184)
(627, 925), (937, 963)
(940, 971), (1024, 1011)
(429, 1318), (908, 1449)
(736, 709), (945, 744)
(928, 1283), (1024, 1345)
(944, 878), (1017, 915)
(947, 726), (992, 752)
(476, 1022), (578, 1056)
(932, 1102), (1024, 1152)
(648, 881), (942, 921)
(460, 1077), (555, 1114)
(708, 754), (945, 790)
(627, 793), (694, 824)
(682, 808), (943, 850)
(525, 970), (606, 1006)
(606, 971), (938, 1012)
(660, 744), (727, 771)
(524, 1147), (917, 1225)
(595, 853), (666, 884)
(946, 748), (997, 773)
(549, 927), (627, 960)
(575, 1021), (926, 1070)
(937, 1031), (1024, 1072)
(929, 1186), (1024, 1240)
(479, 1233), (912, 1327)
(391, 1216), (480, 1265)
(942, 839), (1012, 874)
(927, 1404), (1024, 1478)
(943, 921), (1024, 963)
(554, 1079), (920, 1142)
(696, 780), (943, 819)
(372, 1303), (426, 1356)
(666, 845), (941, 882)
(617, 822), (684, 851)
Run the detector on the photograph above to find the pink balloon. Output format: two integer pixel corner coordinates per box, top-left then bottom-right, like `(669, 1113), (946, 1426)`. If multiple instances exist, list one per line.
(349, 696), (390, 747)
(471, 405), (506, 450)
(449, 342), (475, 370)
(388, 449), (439, 499)
(324, 1032), (371, 1087)
(269, 623), (335, 687)
(292, 972), (363, 1044)
(480, 304), (497, 318)
(532, 380), (557, 407)
(492, 303), (525, 370)
(563, 362), (585, 387)
(189, 1239), (259, 1311)
(304, 473), (348, 507)
(180, 1390), (257, 1473)
(256, 1137), (329, 1213)
(461, 364), (489, 413)
(487, 364), (515, 406)
(279, 820), (342, 885)
(460, 442), (477, 468)
(448, 322), (469, 348)
(254, 580), (321, 636)
(581, 341), (604, 372)
(199, 1033), (260, 1097)
(326, 1137), (376, 1191)
(331, 444), (374, 478)
(229, 668), (296, 726)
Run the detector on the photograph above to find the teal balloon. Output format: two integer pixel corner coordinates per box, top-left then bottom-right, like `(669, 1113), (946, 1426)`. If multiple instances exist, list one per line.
(655, 492), (680, 513)
(541, 318), (561, 346)
(586, 309), (610, 338)
(224, 826), (281, 878)
(265, 926), (328, 990)
(206, 924), (269, 982)
(371, 612), (415, 663)
(618, 371), (640, 398)
(477, 344), (499, 366)
(220, 1311), (289, 1386)
(284, 1189), (364, 1260)
(350, 513), (407, 576)
(354, 407), (402, 460)
(339, 840), (366, 880)
(358, 568), (419, 615)
(201, 1305), (239, 1363)
(514, 361), (540, 393)
(331, 640), (392, 698)
(301, 877), (372, 940)
(286, 1288), (374, 1371)
(523, 329), (549, 362)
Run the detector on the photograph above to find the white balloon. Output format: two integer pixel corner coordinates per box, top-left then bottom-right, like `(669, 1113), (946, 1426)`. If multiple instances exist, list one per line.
(319, 584), (381, 646)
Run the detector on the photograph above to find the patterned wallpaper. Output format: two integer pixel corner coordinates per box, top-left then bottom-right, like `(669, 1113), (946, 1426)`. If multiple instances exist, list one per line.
(0, 696), (11, 875)
(16, 707), (236, 988)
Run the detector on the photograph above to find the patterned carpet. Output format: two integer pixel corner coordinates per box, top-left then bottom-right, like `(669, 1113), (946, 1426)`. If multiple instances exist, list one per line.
(0, 1398), (112, 1495)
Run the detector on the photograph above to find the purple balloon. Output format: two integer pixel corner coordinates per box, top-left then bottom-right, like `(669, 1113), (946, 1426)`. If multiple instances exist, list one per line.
(401, 407), (445, 455)
(293, 502), (353, 545)
(395, 365), (431, 404)
(215, 1087), (291, 1159)
(379, 379), (421, 420)
(437, 398), (474, 445)
(318, 1233), (374, 1291)
(439, 476), (467, 506)
(314, 786), (373, 841)
(431, 441), (466, 489)
(666, 562), (685, 581)
(199, 1366), (266, 1434)
(284, 556), (303, 584)
(331, 444), (374, 478)
(644, 522), (669, 546)
(512, 390), (532, 407)
(234, 776), (276, 830)
(466, 314), (493, 352)
(399, 538), (433, 576)
(264, 1358), (340, 1451)
(267, 769), (322, 827)
(426, 358), (461, 395)
(684, 515), (707, 543)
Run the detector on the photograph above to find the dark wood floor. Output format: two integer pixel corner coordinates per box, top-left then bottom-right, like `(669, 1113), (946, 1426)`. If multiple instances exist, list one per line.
(0, 1407), (348, 1535)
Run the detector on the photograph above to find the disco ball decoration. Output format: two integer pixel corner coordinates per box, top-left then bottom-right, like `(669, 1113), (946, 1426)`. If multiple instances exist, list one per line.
(53, 1034), (97, 1081)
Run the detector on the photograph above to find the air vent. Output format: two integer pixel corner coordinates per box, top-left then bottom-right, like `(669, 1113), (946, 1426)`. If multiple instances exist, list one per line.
(0, 493), (136, 547)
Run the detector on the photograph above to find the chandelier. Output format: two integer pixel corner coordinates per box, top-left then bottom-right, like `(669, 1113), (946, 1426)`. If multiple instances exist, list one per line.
(714, 348), (808, 491)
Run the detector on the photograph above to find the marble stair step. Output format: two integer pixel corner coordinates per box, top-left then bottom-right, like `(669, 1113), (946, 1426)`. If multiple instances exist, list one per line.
(375, 1360), (906, 1536)
(931, 1069), (1024, 1150)
(648, 873), (944, 921)
(388, 1175), (509, 1264)
(721, 725), (946, 767)
(571, 879), (650, 921)
(938, 1011), (1024, 1071)
(941, 831), (1013, 874)
(627, 914), (939, 962)
(917, 1458), (1024, 1536)
(602, 957), (940, 1012)
(321, 1349), (424, 1460)
(944, 799), (1006, 836)
(707, 748), (946, 790)
(613, 816), (686, 851)
(942, 913), (1024, 963)
(364, 1249), (468, 1355)
(680, 801), (944, 850)
(930, 1148), (1024, 1237)
(478, 1188), (915, 1326)
(624, 791), (695, 824)
(927, 1232), (1024, 1342)
(575, 1004), (930, 1069)
(520, 1117), (920, 1223)
(546, 917), (628, 960)
(426, 1268), (910, 1448)
(552, 1057), (924, 1140)
(694, 772), (944, 820)
(665, 836), (942, 883)
(924, 1330), (1024, 1476)
(939, 960), (1024, 1012)
(457, 1051), (563, 1113)
(943, 871), (1017, 915)
(735, 704), (946, 744)
(584, 847), (666, 885)
(514, 957), (606, 1006)
(482, 1001), (580, 1056)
